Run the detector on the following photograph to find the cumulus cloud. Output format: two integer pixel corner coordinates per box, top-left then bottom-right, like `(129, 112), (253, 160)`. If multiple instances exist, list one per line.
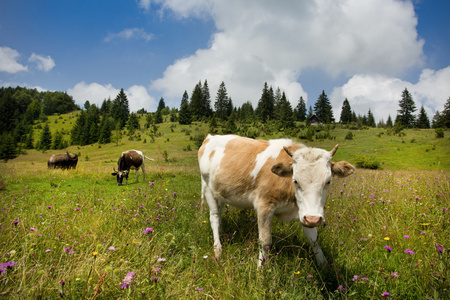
(104, 28), (153, 42)
(150, 0), (425, 109)
(0, 47), (28, 73)
(67, 81), (156, 112)
(330, 67), (450, 122)
(28, 53), (55, 72)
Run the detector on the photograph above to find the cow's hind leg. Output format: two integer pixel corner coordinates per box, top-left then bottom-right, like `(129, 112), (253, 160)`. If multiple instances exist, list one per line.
(302, 226), (327, 267)
(202, 180), (224, 258)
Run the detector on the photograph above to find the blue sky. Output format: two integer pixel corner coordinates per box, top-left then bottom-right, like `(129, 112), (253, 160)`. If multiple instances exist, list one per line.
(1, 0), (449, 122)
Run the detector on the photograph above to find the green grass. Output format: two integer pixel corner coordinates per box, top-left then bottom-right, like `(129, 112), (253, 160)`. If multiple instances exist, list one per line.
(1, 119), (449, 298)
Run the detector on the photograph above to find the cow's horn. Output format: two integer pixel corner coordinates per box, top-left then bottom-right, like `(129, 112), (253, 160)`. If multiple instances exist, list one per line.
(330, 144), (339, 156)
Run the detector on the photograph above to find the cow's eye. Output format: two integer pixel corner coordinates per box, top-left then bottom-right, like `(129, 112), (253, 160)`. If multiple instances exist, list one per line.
(293, 179), (298, 184)
(326, 180), (332, 185)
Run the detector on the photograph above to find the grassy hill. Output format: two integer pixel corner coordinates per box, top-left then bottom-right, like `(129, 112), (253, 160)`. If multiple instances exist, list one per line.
(0, 114), (448, 299)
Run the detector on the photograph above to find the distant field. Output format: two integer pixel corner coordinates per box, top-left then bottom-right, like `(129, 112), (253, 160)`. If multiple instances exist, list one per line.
(1, 117), (449, 298)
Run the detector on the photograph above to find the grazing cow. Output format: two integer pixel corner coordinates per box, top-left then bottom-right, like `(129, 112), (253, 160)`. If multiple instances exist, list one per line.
(48, 152), (78, 170)
(111, 150), (154, 186)
(198, 135), (355, 267)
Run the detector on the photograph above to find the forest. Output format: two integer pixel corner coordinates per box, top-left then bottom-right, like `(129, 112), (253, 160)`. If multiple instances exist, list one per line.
(0, 82), (449, 162)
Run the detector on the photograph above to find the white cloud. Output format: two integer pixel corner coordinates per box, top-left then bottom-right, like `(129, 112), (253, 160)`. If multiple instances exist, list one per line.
(330, 67), (450, 122)
(67, 82), (156, 112)
(150, 0), (425, 109)
(0, 47), (28, 73)
(28, 53), (55, 72)
(104, 28), (153, 42)
(138, 0), (152, 11)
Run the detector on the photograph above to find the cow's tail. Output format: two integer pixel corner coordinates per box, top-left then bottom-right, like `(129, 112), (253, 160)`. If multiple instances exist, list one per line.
(144, 155), (155, 161)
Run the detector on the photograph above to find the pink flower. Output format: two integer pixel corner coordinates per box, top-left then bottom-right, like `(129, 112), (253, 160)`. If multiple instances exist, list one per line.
(30, 227), (35, 231)
(384, 245), (392, 252)
(108, 246), (115, 251)
(352, 275), (359, 281)
(121, 272), (135, 289)
(143, 227), (153, 234)
(403, 235), (410, 239)
(337, 285), (345, 291)
(404, 249), (415, 255)
(45, 249), (51, 253)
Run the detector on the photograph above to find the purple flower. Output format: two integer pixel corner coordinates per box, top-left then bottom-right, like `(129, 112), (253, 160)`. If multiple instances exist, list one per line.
(143, 227), (153, 234)
(64, 247), (71, 252)
(60, 279), (66, 286)
(337, 285), (345, 291)
(381, 292), (390, 297)
(352, 275), (359, 281)
(442, 207), (448, 212)
(157, 258), (166, 263)
(121, 272), (136, 289)
(435, 244), (444, 253)
(108, 246), (115, 251)
(403, 235), (410, 239)
(30, 227), (35, 232)
(404, 249), (415, 255)
(47, 206), (52, 209)
(384, 245), (392, 252)
(0, 261), (17, 275)
(13, 220), (19, 225)
(45, 249), (51, 253)
(195, 287), (203, 292)
(391, 272), (398, 278)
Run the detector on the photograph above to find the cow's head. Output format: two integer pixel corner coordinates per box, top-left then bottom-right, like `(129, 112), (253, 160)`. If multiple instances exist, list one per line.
(111, 168), (129, 186)
(271, 144), (355, 228)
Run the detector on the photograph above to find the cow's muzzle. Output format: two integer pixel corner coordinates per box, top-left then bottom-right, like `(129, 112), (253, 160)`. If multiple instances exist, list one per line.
(303, 216), (323, 228)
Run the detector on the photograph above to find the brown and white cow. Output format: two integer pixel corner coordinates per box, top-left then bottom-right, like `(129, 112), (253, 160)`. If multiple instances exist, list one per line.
(198, 134), (355, 267)
(111, 150), (153, 186)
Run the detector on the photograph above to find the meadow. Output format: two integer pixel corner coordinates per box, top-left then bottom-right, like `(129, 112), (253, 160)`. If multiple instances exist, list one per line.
(0, 117), (449, 299)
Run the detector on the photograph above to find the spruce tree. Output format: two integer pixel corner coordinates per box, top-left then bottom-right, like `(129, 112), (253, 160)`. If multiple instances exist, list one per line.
(442, 97), (450, 128)
(314, 91), (334, 123)
(214, 81), (230, 120)
(189, 82), (205, 121)
(240, 101), (254, 123)
(432, 111), (444, 128)
(340, 98), (352, 124)
(127, 113), (140, 133)
(416, 106), (430, 128)
(367, 109), (376, 127)
(202, 80), (212, 117)
(0, 133), (18, 162)
(295, 96), (307, 122)
(386, 115), (393, 128)
(278, 92), (294, 129)
(396, 88), (416, 128)
(157, 97), (166, 112)
(256, 82), (274, 121)
(179, 91), (192, 125)
(111, 88), (130, 129)
(39, 123), (52, 150)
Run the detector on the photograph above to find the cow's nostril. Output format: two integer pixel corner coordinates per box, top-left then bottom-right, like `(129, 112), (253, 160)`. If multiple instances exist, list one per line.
(304, 216), (323, 227)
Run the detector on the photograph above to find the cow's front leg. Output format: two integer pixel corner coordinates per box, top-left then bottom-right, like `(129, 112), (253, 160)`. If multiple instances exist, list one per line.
(203, 187), (224, 258)
(135, 169), (140, 183)
(302, 226), (327, 267)
(257, 206), (275, 268)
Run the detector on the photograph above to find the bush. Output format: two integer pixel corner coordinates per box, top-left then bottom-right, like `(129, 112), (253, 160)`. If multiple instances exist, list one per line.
(354, 155), (381, 169)
(435, 128), (444, 138)
(345, 131), (353, 140)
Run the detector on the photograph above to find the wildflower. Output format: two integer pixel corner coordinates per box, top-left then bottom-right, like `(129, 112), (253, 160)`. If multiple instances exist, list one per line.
(391, 272), (398, 278)
(403, 235), (410, 239)
(47, 206), (52, 209)
(69, 251), (76, 254)
(45, 249), (51, 253)
(352, 275), (359, 281)
(108, 246), (115, 251)
(384, 237), (390, 241)
(195, 287), (203, 292)
(294, 271), (300, 275)
(381, 292), (390, 297)
(64, 246), (71, 252)
(143, 227), (153, 234)
(93, 251), (98, 256)
(435, 244), (444, 253)
(0, 261), (17, 274)
(30, 227), (35, 231)
(121, 272), (136, 289)
(443, 207), (448, 212)
(307, 274), (313, 278)
(60, 279), (66, 286)
(384, 245), (392, 252)
(404, 249), (415, 255)
(157, 258), (166, 263)
(361, 277), (368, 281)
(13, 220), (19, 225)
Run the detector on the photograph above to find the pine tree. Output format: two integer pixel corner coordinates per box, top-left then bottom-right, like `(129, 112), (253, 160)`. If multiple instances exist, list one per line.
(154, 110), (163, 124)
(367, 109), (376, 127)
(295, 96), (307, 122)
(256, 82), (274, 121)
(432, 111), (444, 128)
(340, 98), (352, 124)
(157, 97), (166, 112)
(314, 91), (334, 123)
(128, 113), (140, 133)
(179, 91), (192, 125)
(25, 127), (34, 149)
(442, 97), (450, 128)
(98, 116), (114, 144)
(386, 115), (393, 128)
(278, 92), (294, 129)
(214, 81), (230, 120)
(111, 88), (130, 129)
(396, 88), (416, 128)
(416, 106), (430, 128)
(189, 82), (205, 121)
(51, 130), (64, 150)
(0, 133), (18, 162)
(202, 80), (212, 117)
(39, 123), (52, 151)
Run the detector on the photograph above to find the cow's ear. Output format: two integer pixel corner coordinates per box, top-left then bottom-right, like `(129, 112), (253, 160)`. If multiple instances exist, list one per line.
(111, 172), (117, 176)
(271, 162), (293, 177)
(331, 161), (356, 177)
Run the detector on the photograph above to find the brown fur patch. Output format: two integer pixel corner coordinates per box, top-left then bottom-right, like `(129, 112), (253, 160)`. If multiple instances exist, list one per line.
(197, 137), (209, 160)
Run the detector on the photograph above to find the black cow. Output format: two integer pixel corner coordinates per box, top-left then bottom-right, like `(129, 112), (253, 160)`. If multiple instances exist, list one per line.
(48, 152), (78, 170)
(111, 150), (154, 186)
